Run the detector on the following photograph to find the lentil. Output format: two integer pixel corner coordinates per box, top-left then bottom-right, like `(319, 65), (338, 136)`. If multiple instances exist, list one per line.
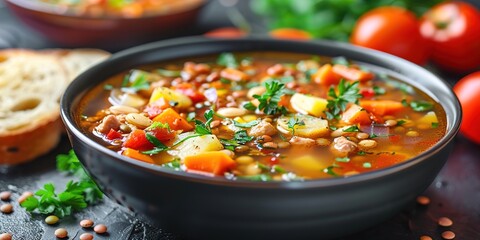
(94, 224), (108, 234)
(0, 191), (11, 201)
(315, 138), (331, 146)
(235, 156), (254, 165)
(263, 142), (278, 149)
(234, 145), (250, 153)
(277, 141), (290, 149)
(356, 132), (369, 140)
(406, 130), (420, 137)
(54, 228), (68, 239)
(45, 215), (59, 225)
(416, 196), (430, 205)
(80, 219), (95, 228)
(420, 235), (432, 240)
(0, 233), (12, 240)
(0, 204), (13, 214)
(384, 119), (397, 127)
(80, 233), (94, 240)
(261, 135), (273, 142)
(441, 231), (455, 239)
(438, 217), (453, 227)
(244, 163), (262, 176)
(358, 139), (377, 149)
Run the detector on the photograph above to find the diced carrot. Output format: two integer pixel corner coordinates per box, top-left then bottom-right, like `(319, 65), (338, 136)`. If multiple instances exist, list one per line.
(341, 104), (372, 125)
(123, 148), (155, 164)
(184, 151), (236, 176)
(332, 64), (374, 82)
(312, 64), (341, 86)
(152, 108), (193, 132)
(360, 100), (405, 116)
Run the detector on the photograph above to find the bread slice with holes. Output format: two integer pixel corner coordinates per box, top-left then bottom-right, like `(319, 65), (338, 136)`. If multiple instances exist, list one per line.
(0, 49), (110, 165)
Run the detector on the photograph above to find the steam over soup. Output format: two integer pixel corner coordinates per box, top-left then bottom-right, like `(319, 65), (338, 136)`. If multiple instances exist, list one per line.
(78, 52), (446, 181)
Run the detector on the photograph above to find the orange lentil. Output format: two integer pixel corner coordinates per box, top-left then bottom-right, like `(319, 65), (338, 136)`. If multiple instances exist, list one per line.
(420, 236), (432, 240)
(0, 191), (11, 201)
(80, 219), (95, 228)
(54, 228), (68, 239)
(17, 191), (33, 203)
(0, 233), (12, 240)
(438, 217), (453, 227)
(416, 195), (430, 205)
(0, 204), (13, 214)
(441, 230), (455, 239)
(94, 224), (108, 234)
(79, 233), (94, 240)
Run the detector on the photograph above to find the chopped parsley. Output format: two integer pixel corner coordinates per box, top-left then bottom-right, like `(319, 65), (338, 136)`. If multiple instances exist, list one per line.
(432, 122), (439, 128)
(323, 166), (339, 177)
(373, 86), (386, 95)
(410, 100), (434, 112)
(397, 120), (406, 126)
(342, 125), (360, 132)
(335, 157), (350, 163)
(325, 79), (362, 119)
(234, 130), (254, 144)
(239, 174), (272, 181)
(287, 117), (305, 135)
(217, 52), (238, 68)
(21, 150), (103, 218)
(362, 162), (372, 168)
(157, 69), (181, 77)
(245, 79), (288, 115)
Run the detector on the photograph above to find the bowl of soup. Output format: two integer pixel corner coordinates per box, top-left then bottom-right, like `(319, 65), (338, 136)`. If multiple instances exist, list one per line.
(60, 37), (461, 239)
(5, 0), (208, 49)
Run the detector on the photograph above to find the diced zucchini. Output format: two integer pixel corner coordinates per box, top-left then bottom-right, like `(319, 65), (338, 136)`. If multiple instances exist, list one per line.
(149, 87), (192, 110)
(290, 93), (328, 117)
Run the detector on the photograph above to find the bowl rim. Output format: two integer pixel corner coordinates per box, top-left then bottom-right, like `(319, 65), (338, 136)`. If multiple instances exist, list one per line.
(5, 0), (209, 20)
(60, 36), (461, 189)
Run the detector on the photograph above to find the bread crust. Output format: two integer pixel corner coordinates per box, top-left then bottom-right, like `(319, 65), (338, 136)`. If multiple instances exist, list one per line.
(0, 48), (110, 165)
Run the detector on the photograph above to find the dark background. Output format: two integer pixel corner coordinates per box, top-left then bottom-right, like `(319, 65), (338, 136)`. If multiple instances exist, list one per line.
(1, 0), (480, 239)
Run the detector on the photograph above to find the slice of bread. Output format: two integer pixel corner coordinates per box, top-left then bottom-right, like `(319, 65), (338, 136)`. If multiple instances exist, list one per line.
(0, 49), (110, 165)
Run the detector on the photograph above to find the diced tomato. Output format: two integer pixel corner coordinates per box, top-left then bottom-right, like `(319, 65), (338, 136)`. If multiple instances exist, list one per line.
(332, 64), (374, 82)
(269, 156), (280, 165)
(174, 83), (205, 103)
(123, 129), (154, 151)
(148, 127), (176, 142)
(144, 99), (169, 119)
(106, 129), (122, 140)
(360, 88), (375, 99)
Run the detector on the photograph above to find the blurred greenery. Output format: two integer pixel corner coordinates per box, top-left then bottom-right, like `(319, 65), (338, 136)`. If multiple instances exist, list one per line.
(251, 0), (443, 41)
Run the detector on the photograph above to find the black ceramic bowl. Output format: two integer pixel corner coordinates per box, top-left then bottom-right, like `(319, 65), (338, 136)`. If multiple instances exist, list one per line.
(60, 37), (461, 240)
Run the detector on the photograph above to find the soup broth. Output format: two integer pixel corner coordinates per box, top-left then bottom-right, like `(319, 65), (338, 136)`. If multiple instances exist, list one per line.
(78, 52), (446, 181)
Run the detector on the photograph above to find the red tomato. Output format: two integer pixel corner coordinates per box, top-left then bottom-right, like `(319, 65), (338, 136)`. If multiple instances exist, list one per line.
(420, 2), (480, 73)
(123, 129), (154, 151)
(453, 71), (480, 144)
(269, 28), (312, 40)
(350, 7), (430, 65)
(204, 27), (247, 38)
(148, 127), (175, 142)
(106, 129), (122, 140)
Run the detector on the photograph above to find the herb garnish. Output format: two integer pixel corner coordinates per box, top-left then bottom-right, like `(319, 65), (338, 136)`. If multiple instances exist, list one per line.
(217, 52), (238, 68)
(157, 69), (181, 77)
(287, 117), (305, 135)
(325, 79), (362, 119)
(373, 86), (386, 95)
(244, 79), (288, 115)
(342, 125), (360, 132)
(409, 100), (434, 112)
(21, 150), (103, 218)
(335, 157), (350, 163)
(234, 130), (254, 144)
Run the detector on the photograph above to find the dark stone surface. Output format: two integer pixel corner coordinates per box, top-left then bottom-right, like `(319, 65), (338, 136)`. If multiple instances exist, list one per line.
(1, 1), (480, 239)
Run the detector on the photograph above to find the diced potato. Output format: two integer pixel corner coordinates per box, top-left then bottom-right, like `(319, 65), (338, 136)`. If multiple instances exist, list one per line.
(418, 111), (439, 128)
(149, 87), (192, 110)
(290, 93), (328, 117)
(169, 133), (224, 160)
(277, 114), (329, 138)
(290, 155), (326, 172)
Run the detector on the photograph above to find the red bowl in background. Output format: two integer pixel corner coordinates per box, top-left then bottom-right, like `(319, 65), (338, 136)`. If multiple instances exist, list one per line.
(5, 0), (208, 49)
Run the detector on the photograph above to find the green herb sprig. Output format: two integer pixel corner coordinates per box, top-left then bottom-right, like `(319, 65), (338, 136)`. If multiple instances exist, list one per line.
(325, 79), (362, 119)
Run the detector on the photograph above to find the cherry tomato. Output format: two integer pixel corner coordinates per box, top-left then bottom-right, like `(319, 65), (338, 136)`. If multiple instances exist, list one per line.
(350, 7), (430, 65)
(453, 71), (480, 144)
(204, 27), (247, 38)
(269, 28), (312, 40)
(420, 2), (480, 73)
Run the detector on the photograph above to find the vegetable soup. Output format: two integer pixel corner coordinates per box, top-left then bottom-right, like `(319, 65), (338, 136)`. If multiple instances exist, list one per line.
(78, 52), (446, 181)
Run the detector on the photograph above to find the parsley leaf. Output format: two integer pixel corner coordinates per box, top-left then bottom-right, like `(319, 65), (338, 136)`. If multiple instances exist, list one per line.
(342, 125), (360, 132)
(234, 119), (260, 128)
(325, 79), (362, 119)
(410, 100), (434, 112)
(217, 52), (238, 68)
(249, 79), (288, 115)
(129, 72), (149, 91)
(287, 117), (305, 135)
(143, 133), (169, 154)
(234, 130), (254, 144)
